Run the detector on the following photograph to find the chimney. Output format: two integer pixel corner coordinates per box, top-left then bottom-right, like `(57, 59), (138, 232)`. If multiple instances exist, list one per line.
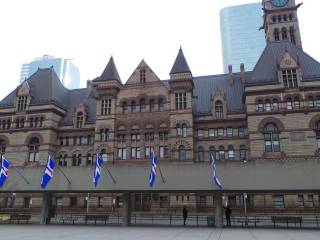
(228, 65), (234, 85)
(240, 63), (246, 83)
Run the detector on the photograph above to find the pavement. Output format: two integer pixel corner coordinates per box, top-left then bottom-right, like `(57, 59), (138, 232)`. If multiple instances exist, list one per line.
(0, 225), (319, 240)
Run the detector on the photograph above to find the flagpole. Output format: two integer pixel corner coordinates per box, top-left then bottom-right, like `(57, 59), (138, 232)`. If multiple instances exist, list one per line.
(105, 166), (116, 184)
(56, 165), (71, 185)
(157, 164), (165, 183)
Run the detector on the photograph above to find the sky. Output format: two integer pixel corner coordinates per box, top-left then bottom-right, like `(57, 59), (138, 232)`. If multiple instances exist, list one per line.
(0, 0), (319, 100)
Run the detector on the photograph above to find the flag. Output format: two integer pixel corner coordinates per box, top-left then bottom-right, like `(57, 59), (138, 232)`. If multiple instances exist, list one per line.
(148, 151), (157, 187)
(210, 153), (223, 190)
(0, 157), (10, 188)
(41, 155), (55, 189)
(93, 153), (103, 187)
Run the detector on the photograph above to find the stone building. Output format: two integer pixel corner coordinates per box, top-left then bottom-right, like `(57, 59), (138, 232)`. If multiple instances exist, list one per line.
(0, 0), (320, 223)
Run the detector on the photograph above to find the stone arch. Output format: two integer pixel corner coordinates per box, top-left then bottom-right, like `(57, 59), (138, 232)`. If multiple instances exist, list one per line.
(309, 114), (320, 130)
(173, 140), (192, 151)
(258, 117), (285, 132)
(0, 135), (10, 146)
(25, 133), (44, 145)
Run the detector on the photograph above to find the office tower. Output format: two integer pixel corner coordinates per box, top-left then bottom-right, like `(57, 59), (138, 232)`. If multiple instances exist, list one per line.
(220, 2), (266, 73)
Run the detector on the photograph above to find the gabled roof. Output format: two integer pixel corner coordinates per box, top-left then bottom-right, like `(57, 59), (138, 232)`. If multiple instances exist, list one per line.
(96, 56), (121, 84)
(249, 41), (320, 85)
(170, 48), (191, 74)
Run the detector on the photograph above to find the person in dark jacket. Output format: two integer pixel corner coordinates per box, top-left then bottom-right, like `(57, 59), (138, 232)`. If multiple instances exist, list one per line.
(182, 206), (188, 225)
(223, 205), (232, 226)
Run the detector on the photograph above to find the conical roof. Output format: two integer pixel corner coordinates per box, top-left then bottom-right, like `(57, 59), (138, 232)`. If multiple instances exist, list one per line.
(170, 47), (191, 74)
(99, 56), (121, 83)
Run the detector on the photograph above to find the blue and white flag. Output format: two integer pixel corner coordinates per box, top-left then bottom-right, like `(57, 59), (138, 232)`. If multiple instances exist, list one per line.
(148, 151), (157, 187)
(93, 153), (103, 187)
(0, 156), (10, 188)
(41, 155), (55, 189)
(210, 153), (223, 190)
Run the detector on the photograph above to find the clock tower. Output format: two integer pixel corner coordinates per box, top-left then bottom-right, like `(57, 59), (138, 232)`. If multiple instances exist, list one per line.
(261, 0), (303, 48)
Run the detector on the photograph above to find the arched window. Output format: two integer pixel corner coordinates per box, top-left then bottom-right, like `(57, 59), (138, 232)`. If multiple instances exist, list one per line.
(101, 149), (108, 162)
(228, 145), (235, 160)
(86, 153), (93, 166)
(0, 139), (6, 160)
(100, 129), (109, 141)
(282, 27), (288, 40)
(176, 124), (182, 136)
(76, 112), (84, 128)
(316, 121), (320, 149)
(264, 123), (280, 152)
(265, 99), (271, 112)
(131, 101), (136, 113)
(178, 145), (187, 161)
(122, 102), (128, 113)
(308, 96), (314, 107)
(257, 99), (264, 112)
(218, 146), (225, 160)
(149, 99), (155, 112)
(272, 99), (279, 111)
(278, 15), (282, 22)
(197, 146), (204, 162)
(283, 15), (288, 21)
(158, 98), (164, 111)
(289, 26), (295, 44)
(274, 28), (280, 41)
(215, 101), (223, 119)
(58, 153), (67, 167)
(272, 16), (277, 23)
(293, 97), (300, 109)
(28, 137), (40, 162)
(240, 145), (247, 161)
(182, 124), (187, 137)
(140, 98), (146, 112)
(286, 97), (293, 110)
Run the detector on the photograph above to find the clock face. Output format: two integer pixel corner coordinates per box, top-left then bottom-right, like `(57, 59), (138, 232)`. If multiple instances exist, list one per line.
(271, 0), (289, 7)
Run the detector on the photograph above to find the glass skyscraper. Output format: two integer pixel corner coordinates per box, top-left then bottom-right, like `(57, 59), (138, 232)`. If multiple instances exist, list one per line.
(220, 2), (266, 73)
(20, 55), (80, 89)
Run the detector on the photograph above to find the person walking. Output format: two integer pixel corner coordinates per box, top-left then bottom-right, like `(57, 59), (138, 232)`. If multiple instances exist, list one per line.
(182, 206), (188, 226)
(223, 205), (232, 227)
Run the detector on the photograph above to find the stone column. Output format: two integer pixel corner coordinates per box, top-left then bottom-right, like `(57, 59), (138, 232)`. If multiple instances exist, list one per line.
(214, 191), (223, 228)
(122, 192), (131, 226)
(40, 193), (52, 225)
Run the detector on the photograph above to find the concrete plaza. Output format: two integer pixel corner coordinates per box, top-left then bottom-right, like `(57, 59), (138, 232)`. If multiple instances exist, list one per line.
(0, 225), (319, 240)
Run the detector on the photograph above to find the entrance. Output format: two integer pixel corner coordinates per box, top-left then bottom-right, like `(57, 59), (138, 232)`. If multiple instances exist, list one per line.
(134, 193), (151, 211)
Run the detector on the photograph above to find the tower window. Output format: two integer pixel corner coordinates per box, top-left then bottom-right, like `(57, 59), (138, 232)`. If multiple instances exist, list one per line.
(282, 27), (288, 40)
(278, 15), (282, 22)
(274, 28), (280, 41)
(282, 69), (298, 88)
(28, 137), (40, 162)
(101, 99), (112, 115)
(272, 16), (276, 23)
(283, 15), (288, 21)
(100, 129), (109, 141)
(264, 123), (280, 153)
(289, 26), (295, 44)
(140, 68), (146, 84)
(175, 93), (187, 110)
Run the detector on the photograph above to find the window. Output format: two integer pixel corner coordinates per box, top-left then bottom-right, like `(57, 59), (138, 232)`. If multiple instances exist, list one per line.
(76, 112), (84, 128)
(264, 123), (280, 152)
(100, 129), (109, 141)
(226, 128), (233, 137)
(289, 14), (293, 21)
(228, 145), (235, 160)
(265, 99), (272, 112)
(289, 26), (295, 44)
(29, 117), (34, 128)
(65, 137), (69, 146)
(281, 27), (288, 40)
(178, 145), (187, 161)
(217, 128), (224, 137)
(70, 197), (77, 208)
(144, 146), (154, 159)
(240, 145), (247, 161)
(117, 148), (127, 160)
(274, 28), (280, 41)
(257, 99), (264, 112)
(159, 146), (169, 158)
(278, 15), (282, 22)
(208, 129), (216, 137)
(149, 99), (155, 112)
(182, 124), (187, 137)
(218, 146), (225, 160)
(282, 69), (298, 88)
(23, 197), (31, 208)
(101, 99), (112, 115)
(98, 196), (103, 208)
(131, 147), (140, 159)
(272, 99), (279, 110)
(160, 196), (169, 208)
(0, 139), (6, 160)
(307, 195), (315, 208)
(196, 196), (207, 206)
(315, 121), (320, 149)
(283, 14), (288, 21)
(39, 117), (44, 127)
(293, 97), (300, 109)
(316, 96), (320, 108)
(131, 101), (136, 113)
(286, 97), (293, 110)
(159, 131), (168, 141)
(17, 96), (27, 111)
(131, 133), (140, 141)
(272, 16), (276, 23)
(122, 102), (128, 113)
(209, 146), (216, 160)
(72, 154), (81, 166)
(34, 117), (39, 127)
(297, 194), (304, 208)
(197, 146), (204, 162)
(215, 101), (223, 119)
(16, 118), (25, 128)
(59, 154), (67, 167)
(100, 149), (108, 162)
(175, 93), (187, 110)
(238, 128), (245, 137)
(73, 136), (77, 145)
(86, 153), (93, 166)
(158, 98), (164, 111)
(273, 195), (285, 208)
(87, 135), (92, 145)
(144, 132), (154, 141)
(197, 129), (205, 138)
(140, 68), (146, 83)
(117, 133), (126, 142)
(28, 137), (40, 162)
(308, 96), (314, 107)
(140, 99), (146, 112)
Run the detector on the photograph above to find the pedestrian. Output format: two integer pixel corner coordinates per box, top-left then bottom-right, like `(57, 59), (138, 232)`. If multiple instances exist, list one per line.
(223, 205), (232, 227)
(182, 206), (188, 225)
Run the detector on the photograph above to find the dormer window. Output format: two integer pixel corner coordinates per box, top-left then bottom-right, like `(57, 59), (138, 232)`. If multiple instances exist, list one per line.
(17, 96), (28, 112)
(282, 69), (298, 88)
(140, 68), (146, 84)
(215, 101), (224, 119)
(76, 112), (84, 128)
